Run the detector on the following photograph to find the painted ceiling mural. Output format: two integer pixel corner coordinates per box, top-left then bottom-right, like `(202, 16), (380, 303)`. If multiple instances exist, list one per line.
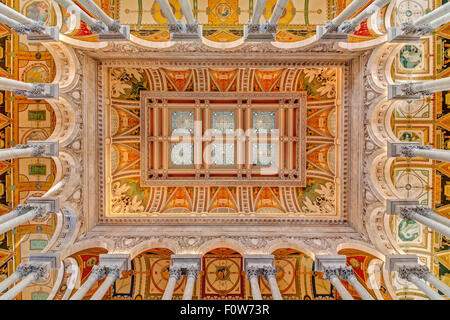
(106, 66), (338, 217)
(0, 0), (447, 300)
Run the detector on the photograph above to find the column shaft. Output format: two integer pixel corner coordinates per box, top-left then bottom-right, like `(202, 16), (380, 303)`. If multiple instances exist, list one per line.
(331, 0), (368, 26)
(0, 13), (29, 32)
(0, 207), (41, 235)
(348, 0), (390, 28)
(413, 2), (450, 26)
(155, 0), (178, 25)
(161, 275), (178, 300)
(347, 274), (374, 300)
(55, 0), (102, 28)
(423, 273), (450, 298)
(408, 273), (445, 300)
(408, 147), (450, 162)
(0, 77), (34, 92)
(178, 0), (195, 25)
(0, 3), (36, 25)
(268, 0), (289, 25)
(267, 276), (283, 300)
(410, 213), (450, 238)
(70, 271), (101, 300)
(329, 275), (354, 300)
(250, 0), (268, 24)
(430, 12), (450, 29)
(413, 78), (450, 94)
(0, 206), (28, 225)
(90, 273), (117, 300)
(77, 0), (115, 25)
(0, 271), (22, 293)
(249, 276), (263, 300)
(182, 276), (196, 300)
(0, 272), (35, 300)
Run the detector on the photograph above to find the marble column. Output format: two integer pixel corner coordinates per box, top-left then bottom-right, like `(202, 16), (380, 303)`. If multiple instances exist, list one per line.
(323, 267), (354, 300)
(388, 78), (450, 100)
(0, 253), (59, 300)
(0, 77), (58, 99)
(0, 198), (59, 235)
(386, 254), (449, 300)
(55, 0), (108, 34)
(400, 207), (450, 239)
(0, 3), (58, 41)
(387, 199), (450, 238)
(162, 266), (182, 300)
(0, 141), (58, 162)
(0, 265), (47, 300)
(182, 265), (199, 300)
(0, 269), (23, 293)
(262, 266), (282, 300)
(397, 265), (445, 300)
(338, 0), (391, 34)
(388, 141), (450, 164)
(249, 0), (268, 25)
(268, 0), (289, 26)
(388, 2), (450, 42)
(246, 266), (263, 300)
(0, 205), (44, 235)
(178, 0), (196, 25)
(76, 0), (129, 40)
(339, 266), (374, 300)
(421, 271), (450, 298)
(155, 0), (179, 26)
(316, 0), (369, 40)
(70, 265), (107, 300)
(90, 266), (121, 300)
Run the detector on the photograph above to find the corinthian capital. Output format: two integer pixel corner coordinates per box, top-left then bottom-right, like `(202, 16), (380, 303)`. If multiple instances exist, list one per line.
(168, 266), (182, 281)
(262, 266), (278, 280)
(246, 266), (261, 280)
(91, 265), (108, 280)
(398, 264), (430, 280)
(338, 266), (354, 281)
(399, 143), (432, 157)
(16, 264), (48, 280)
(185, 265), (200, 279)
(323, 266), (340, 280)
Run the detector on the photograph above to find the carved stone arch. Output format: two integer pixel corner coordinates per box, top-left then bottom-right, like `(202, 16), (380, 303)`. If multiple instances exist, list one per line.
(197, 238), (246, 255)
(367, 96), (397, 147)
(265, 240), (316, 259)
(43, 42), (80, 92)
(367, 150), (401, 203)
(43, 206), (78, 254)
(201, 36), (244, 49)
(60, 238), (114, 260)
(47, 96), (80, 148)
(338, 36), (387, 52)
(47, 150), (82, 204)
(365, 203), (402, 256)
(128, 239), (181, 259)
(366, 42), (401, 92)
(336, 242), (385, 260)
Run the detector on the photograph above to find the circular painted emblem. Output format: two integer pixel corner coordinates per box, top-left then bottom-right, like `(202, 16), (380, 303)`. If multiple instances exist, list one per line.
(399, 45), (422, 69)
(398, 218), (420, 241)
(215, 3), (232, 22)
